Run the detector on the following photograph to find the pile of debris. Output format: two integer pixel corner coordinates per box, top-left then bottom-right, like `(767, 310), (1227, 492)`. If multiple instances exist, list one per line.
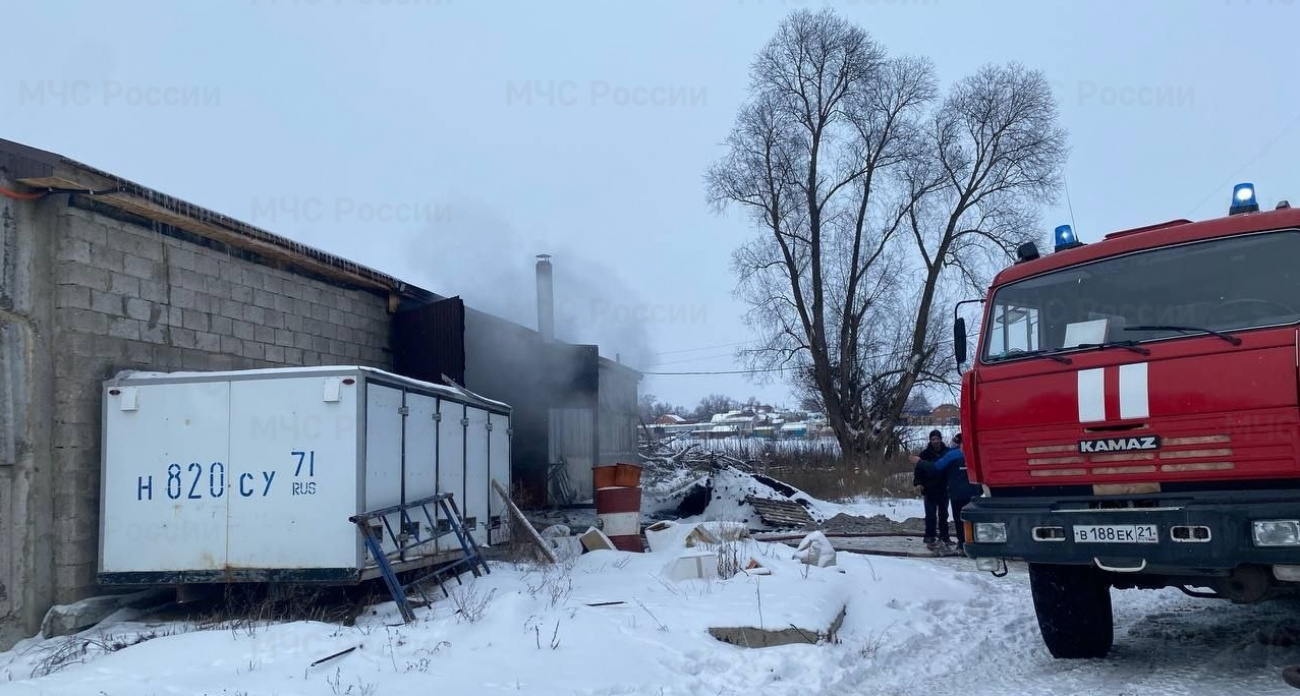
(634, 440), (954, 561)
(639, 441), (828, 530)
(638, 440), (756, 484)
(526, 440), (935, 561)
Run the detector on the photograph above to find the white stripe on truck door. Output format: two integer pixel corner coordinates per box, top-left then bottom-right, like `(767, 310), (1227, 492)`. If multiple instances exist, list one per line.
(1077, 368), (1106, 423)
(1119, 363), (1150, 420)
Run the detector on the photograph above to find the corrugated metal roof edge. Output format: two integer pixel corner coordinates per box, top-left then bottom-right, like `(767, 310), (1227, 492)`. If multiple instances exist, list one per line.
(0, 136), (432, 299)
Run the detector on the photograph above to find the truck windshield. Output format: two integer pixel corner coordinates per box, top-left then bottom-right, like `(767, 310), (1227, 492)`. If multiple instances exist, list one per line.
(982, 230), (1300, 362)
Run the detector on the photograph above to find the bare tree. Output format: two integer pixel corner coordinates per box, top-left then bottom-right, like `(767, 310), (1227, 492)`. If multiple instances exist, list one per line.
(708, 10), (1067, 464)
(707, 8), (936, 461)
(904, 391), (933, 416)
(639, 393), (685, 423)
(867, 64), (1068, 451)
(693, 393), (738, 421)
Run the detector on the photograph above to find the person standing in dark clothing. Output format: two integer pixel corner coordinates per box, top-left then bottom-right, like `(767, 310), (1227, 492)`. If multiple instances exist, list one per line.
(935, 433), (979, 554)
(911, 429), (951, 552)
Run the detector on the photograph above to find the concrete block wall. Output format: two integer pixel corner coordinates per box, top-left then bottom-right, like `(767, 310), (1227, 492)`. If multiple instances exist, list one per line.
(0, 191), (57, 651)
(1, 196), (394, 648)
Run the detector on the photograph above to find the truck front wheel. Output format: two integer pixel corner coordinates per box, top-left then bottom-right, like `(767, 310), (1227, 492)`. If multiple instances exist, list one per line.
(1028, 563), (1114, 659)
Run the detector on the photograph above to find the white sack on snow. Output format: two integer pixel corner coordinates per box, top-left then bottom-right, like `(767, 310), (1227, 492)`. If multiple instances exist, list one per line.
(663, 550), (719, 582)
(792, 531), (837, 568)
(539, 524), (582, 559)
(551, 536), (584, 561)
(579, 527), (617, 552)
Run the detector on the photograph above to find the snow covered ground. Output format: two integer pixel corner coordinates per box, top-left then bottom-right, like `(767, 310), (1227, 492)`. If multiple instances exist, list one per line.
(4, 538), (1300, 695)
(823, 494), (925, 522)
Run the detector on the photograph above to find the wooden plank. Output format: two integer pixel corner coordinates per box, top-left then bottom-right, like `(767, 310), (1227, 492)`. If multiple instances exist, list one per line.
(492, 478), (557, 564)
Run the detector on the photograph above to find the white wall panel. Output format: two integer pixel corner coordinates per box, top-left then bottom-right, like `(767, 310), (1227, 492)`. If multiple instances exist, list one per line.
(227, 376), (358, 569)
(102, 381), (230, 572)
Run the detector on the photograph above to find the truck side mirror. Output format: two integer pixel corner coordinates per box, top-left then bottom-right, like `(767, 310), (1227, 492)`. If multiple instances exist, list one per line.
(954, 318), (968, 365)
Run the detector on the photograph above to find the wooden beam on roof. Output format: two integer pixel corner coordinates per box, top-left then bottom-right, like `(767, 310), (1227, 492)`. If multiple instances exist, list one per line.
(19, 174), (394, 293)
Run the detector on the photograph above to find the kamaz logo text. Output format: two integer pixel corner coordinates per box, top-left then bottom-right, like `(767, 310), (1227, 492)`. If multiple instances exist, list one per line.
(1078, 436), (1161, 454)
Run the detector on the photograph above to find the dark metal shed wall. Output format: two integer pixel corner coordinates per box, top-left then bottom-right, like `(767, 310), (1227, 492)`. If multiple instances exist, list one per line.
(393, 302), (640, 508)
(598, 362), (640, 470)
(393, 296), (466, 387)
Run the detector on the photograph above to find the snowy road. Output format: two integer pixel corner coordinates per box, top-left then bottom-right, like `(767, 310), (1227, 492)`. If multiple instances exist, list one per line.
(851, 558), (1300, 696)
(819, 496), (1300, 694)
(3, 547), (1300, 695)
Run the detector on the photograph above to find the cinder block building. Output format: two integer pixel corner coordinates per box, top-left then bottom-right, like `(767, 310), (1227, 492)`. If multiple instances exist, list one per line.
(0, 138), (639, 648)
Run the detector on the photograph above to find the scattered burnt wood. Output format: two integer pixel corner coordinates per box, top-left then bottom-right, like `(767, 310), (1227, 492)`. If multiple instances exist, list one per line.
(639, 441), (757, 478)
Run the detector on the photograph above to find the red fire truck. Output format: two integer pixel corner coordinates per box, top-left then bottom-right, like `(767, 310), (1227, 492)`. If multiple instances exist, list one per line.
(958, 183), (1300, 659)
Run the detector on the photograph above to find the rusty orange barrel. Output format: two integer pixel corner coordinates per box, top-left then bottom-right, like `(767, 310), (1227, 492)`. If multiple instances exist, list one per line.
(614, 463), (642, 488)
(595, 486), (643, 552)
(593, 465), (619, 490)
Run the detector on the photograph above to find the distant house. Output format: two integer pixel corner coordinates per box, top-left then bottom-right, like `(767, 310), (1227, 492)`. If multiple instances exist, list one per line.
(647, 407), (816, 441)
(780, 422), (809, 439)
(900, 409), (929, 426)
(707, 424), (740, 439)
(710, 410), (759, 436)
(899, 403), (960, 426)
(648, 414), (709, 440)
(931, 403), (960, 425)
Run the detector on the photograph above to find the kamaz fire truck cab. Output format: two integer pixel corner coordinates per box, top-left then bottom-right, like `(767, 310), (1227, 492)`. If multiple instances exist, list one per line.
(958, 184), (1300, 659)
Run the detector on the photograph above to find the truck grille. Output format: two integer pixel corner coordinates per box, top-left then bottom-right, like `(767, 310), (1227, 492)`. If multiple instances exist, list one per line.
(1022, 435), (1235, 478)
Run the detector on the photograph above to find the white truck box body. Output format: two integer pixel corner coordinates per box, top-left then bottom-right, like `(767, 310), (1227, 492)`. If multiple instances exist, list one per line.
(98, 366), (511, 584)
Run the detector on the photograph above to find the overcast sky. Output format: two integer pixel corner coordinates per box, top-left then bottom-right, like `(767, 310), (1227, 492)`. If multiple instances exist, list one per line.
(3, 0), (1298, 409)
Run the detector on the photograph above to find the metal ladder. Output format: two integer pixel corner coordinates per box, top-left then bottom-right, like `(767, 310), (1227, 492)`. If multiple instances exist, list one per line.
(349, 493), (490, 623)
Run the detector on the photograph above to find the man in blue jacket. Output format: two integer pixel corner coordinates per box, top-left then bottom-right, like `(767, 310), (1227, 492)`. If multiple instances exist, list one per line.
(912, 430), (951, 552)
(934, 433), (980, 554)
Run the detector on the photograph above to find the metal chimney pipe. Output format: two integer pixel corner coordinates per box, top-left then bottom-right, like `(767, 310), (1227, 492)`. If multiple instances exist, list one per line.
(536, 254), (554, 342)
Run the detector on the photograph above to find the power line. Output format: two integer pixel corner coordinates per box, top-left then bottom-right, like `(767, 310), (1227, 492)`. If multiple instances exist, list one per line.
(652, 351), (746, 367)
(654, 340), (753, 356)
(1189, 110), (1300, 217)
(642, 366), (794, 376)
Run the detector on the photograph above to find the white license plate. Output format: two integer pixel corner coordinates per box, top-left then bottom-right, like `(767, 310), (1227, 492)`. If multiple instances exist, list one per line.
(1074, 524), (1159, 544)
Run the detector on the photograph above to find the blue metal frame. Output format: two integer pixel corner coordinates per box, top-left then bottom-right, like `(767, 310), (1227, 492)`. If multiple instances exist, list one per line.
(349, 492), (490, 623)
